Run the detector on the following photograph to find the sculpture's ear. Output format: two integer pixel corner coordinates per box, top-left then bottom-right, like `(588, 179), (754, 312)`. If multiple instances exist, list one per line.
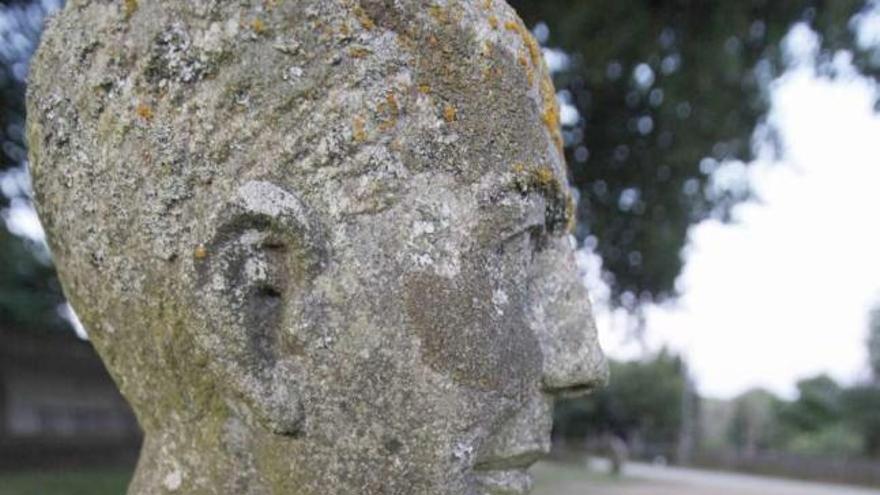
(193, 180), (326, 435)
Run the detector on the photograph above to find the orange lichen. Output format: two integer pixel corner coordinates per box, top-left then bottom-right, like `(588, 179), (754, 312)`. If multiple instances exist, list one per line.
(136, 103), (154, 121)
(349, 46), (372, 58)
(378, 91), (400, 131)
(513, 164), (563, 197)
(541, 106), (559, 131)
(418, 84), (431, 94)
(503, 17), (543, 69)
(483, 0), (493, 9)
(194, 245), (208, 260)
(429, 5), (449, 24)
(539, 75), (564, 151)
(352, 115), (367, 142)
(354, 6), (375, 30)
(251, 18), (267, 35)
(443, 104), (457, 123)
(523, 30), (542, 65)
(540, 77), (556, 108)
(532, 166), (555, 187)
(482, 41), (493, 58)
(488, 15), (499, 30)
(123, 0), (138, 19)
(385, 92), (400, 116)
(517, 50), (535, 85)
(481, 65), (503, 82)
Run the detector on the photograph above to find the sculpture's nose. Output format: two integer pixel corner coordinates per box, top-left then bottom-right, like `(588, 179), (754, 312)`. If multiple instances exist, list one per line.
(530, 235), (608, 397)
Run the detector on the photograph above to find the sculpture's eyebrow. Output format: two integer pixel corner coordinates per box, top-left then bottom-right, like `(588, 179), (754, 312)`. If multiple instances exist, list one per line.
(210, 180), (327, 258)
(482, 169), (573, 233)
(477, 185), (546, 241)
(237, 181), (309, 221)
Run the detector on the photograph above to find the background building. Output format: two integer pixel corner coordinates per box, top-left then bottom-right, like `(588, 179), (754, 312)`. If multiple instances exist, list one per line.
(0, 327), (141, 470)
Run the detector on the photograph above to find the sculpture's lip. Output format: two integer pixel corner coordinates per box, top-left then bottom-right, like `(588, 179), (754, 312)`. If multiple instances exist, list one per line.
(472, 468), (534, 495)
(473, 448), (547, 471)
(472, 445), (546, 493)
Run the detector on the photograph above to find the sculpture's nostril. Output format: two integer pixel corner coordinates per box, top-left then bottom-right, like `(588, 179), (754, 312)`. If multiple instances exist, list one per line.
(554, 384), (599, 400)
(542, 345), (609, 397)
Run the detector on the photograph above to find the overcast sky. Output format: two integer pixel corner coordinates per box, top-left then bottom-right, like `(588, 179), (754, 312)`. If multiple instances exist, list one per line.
(590, 20), (880, 399)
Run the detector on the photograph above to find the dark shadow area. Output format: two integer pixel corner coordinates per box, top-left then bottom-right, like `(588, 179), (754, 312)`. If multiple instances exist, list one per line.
(0, 327), (141, 472)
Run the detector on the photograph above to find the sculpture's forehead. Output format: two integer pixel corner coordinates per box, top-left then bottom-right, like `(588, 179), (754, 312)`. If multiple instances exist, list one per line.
(28, 0), (575, 267)
(167, 0), (569, 192)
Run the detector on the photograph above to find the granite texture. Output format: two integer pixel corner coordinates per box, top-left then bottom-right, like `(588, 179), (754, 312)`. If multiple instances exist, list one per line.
(27, 1), (607, 493)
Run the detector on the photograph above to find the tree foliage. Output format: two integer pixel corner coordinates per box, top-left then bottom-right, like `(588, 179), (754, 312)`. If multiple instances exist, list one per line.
(724, 373), (880, 459)
(843, 384), (880, 457)
(869, 304), (880, 380)
(0, 0), (67, 332)
(778, 374), (846, 434)
(0, 226), (65, 332)
(727, 388), (782, 455)
(565, 326), (880, 461)
(510, 0), (875, 307)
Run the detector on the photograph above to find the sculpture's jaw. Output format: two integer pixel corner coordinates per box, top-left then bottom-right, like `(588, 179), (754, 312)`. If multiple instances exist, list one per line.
(471, 390), (554, 495)
(473, 468), (535, 495)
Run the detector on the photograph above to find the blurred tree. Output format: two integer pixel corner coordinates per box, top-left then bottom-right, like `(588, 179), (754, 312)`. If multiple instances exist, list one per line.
(727, 388), (782, 457)
(784, 422), (864, 457)
(0, 0), (45, 194)
(509, 0), (874, 308)
(775, 374), (866, 457)
(869, 304), (880, 381)
(778, 374), (846, 434)
(703, 317), (880, 460)
(843, 384), (880, 457)
(0, 0), (68, 332)
(0, 227), (65, 332)
(839, 306), (880, 458)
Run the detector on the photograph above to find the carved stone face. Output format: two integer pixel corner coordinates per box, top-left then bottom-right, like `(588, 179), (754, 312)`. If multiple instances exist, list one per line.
(27, 1), (606, 493)
(185, 169), (606, 494)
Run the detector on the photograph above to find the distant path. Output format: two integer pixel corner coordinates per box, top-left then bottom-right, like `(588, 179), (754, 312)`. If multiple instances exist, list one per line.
(532, 460), (880, 495)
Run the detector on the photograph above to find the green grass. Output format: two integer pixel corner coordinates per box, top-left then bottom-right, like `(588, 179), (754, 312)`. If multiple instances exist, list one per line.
(0, 469), (132, 495)
(532, 460), (632, 493)
(0, 463), (614, 495)
(2, 464), (599, 495)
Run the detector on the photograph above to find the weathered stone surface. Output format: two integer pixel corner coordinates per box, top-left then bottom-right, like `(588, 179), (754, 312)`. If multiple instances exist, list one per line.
(27, 1), (607, 494)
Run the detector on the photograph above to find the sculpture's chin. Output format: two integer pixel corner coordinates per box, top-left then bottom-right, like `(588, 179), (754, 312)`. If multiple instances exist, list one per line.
(241, 362), (306, 436)
(473, 469), (535, 495)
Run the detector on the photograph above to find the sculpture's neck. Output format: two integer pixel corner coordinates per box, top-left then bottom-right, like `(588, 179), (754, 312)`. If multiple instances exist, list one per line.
(127, 422), (269, 494)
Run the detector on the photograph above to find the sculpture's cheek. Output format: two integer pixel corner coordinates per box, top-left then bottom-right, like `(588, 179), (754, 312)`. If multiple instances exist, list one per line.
(403, 271), (542, 395)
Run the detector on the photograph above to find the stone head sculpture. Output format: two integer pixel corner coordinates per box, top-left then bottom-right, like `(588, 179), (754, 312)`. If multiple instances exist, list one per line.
(27, 0), (606, 493)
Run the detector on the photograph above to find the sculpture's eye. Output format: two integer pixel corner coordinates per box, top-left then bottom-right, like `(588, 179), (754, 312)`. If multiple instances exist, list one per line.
(526, 223), (549, 254)
(498, 222), (547, 254)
